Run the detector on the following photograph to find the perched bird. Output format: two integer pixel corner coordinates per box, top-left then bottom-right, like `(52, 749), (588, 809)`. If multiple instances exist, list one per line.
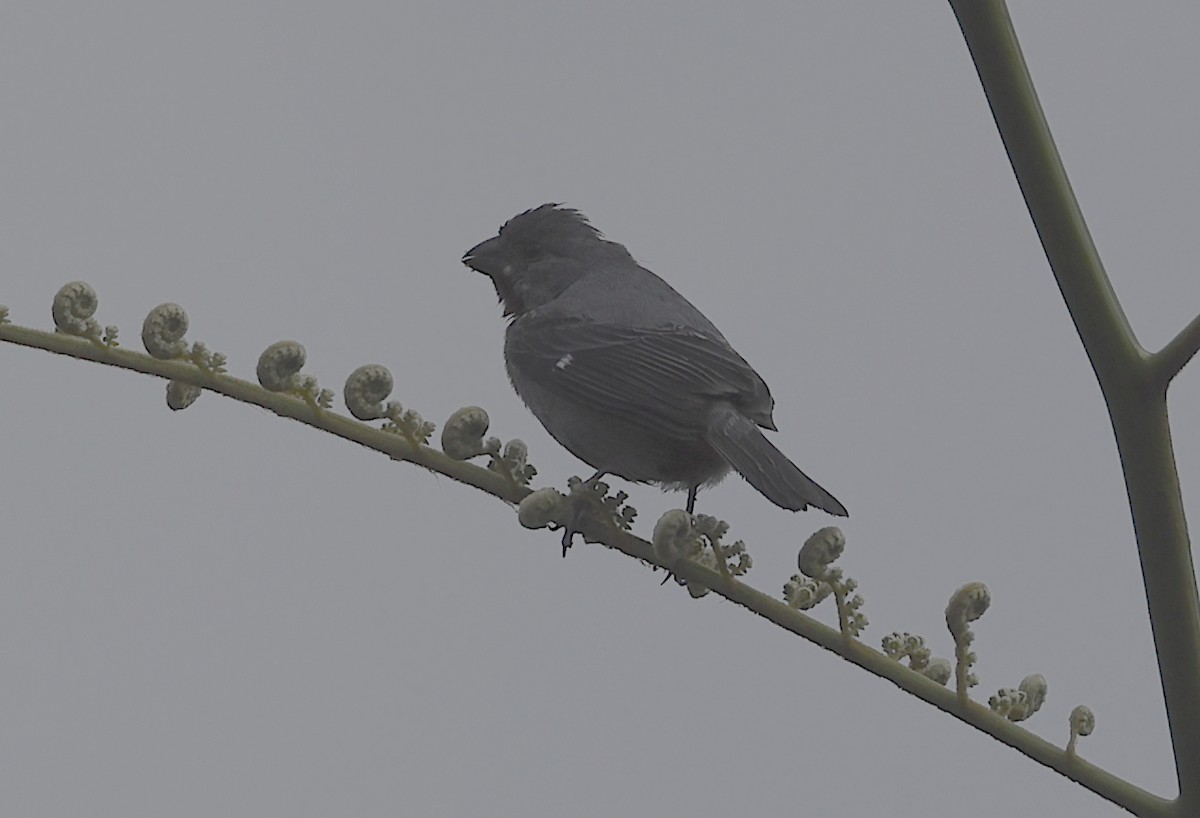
(463, 203), (847, 526)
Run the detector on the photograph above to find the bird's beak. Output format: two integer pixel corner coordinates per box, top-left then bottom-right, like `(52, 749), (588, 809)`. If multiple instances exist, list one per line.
(462, 234), (520, 316)
(462, 236), (501, 277)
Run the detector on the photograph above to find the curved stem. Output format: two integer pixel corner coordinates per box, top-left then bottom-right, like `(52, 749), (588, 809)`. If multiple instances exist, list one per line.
(0, 322), (530, 506)
(0, 309), (1173, 813)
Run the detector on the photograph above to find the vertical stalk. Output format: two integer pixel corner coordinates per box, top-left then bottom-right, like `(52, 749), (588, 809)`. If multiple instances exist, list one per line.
(949, 1), (1200, 809)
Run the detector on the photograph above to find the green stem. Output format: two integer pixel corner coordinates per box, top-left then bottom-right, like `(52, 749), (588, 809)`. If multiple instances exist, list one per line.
(0, 322), (529, 506)
(0, 315), (1171, 813)
(949, 2), (1200, 814)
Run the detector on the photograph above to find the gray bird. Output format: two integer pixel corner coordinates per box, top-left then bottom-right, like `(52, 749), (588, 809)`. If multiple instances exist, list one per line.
(463, 203), (847, 528)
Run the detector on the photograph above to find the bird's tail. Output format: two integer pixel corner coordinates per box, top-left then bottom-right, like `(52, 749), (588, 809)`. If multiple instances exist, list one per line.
(705, 405), (847, 516)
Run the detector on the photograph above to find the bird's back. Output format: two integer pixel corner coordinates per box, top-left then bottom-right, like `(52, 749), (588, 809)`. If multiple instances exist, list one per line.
(546, 261), (725, 337)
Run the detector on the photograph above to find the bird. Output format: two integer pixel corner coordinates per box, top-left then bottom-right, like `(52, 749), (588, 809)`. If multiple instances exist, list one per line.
(462, 203), (847, 535)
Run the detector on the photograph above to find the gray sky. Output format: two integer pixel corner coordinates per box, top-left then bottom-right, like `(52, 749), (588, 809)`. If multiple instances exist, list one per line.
(2, 3), (1197, 816)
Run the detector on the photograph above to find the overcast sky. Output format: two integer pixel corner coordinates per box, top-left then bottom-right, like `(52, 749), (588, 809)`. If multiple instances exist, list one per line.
(2, 3), (1197, 816)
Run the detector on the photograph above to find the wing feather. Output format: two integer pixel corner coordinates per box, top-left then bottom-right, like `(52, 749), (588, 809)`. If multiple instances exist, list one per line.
(505, 318), (773, 439)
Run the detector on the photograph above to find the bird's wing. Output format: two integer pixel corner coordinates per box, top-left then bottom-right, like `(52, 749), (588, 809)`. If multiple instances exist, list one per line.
(505, 317), (773, 438)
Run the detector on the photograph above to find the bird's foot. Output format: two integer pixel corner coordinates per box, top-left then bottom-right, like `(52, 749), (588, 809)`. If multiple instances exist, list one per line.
(560, 525), (577, 557)
(555, 473), (637, 556)
(556, 473), (609, 556)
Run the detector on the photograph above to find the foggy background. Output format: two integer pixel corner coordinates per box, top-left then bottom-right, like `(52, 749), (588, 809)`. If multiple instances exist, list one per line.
(2, 3), (1197, 816)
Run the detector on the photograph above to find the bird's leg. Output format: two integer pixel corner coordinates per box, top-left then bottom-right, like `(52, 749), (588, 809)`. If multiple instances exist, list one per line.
(560, 471), (608, 556)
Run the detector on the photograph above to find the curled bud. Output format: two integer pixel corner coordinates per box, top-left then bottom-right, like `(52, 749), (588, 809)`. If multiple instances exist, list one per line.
(1067, 704), (1095, 757)
(492, 438), (536, 485)
(946, 582), (990, 700)
(52, 281), (102, 339)
(652, 510), (714, 596)
(518, 488), (565, 529)
(166, 380), (202, 411)
(500, 439), (528, 471)
(344, 364), (395, 420)
(789, 527), (863, 636)
(442, 406), (501, 460)
(142, 303), (190, 359)
(1020, 674), (1048, 714)
(652, 509), (695, 564)
(257, 340), (308, 392)
(1070, 705), (1094, 734)
(798, 526), (845, 578)
(946, 582), (990, 638)
(921, 658), (952, 685)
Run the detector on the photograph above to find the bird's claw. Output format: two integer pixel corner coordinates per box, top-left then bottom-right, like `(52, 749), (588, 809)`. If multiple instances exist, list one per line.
(561, 525), (580, 557)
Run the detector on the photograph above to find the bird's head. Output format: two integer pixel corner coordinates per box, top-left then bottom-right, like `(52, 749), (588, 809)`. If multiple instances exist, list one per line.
(462, 203), (631, 316)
